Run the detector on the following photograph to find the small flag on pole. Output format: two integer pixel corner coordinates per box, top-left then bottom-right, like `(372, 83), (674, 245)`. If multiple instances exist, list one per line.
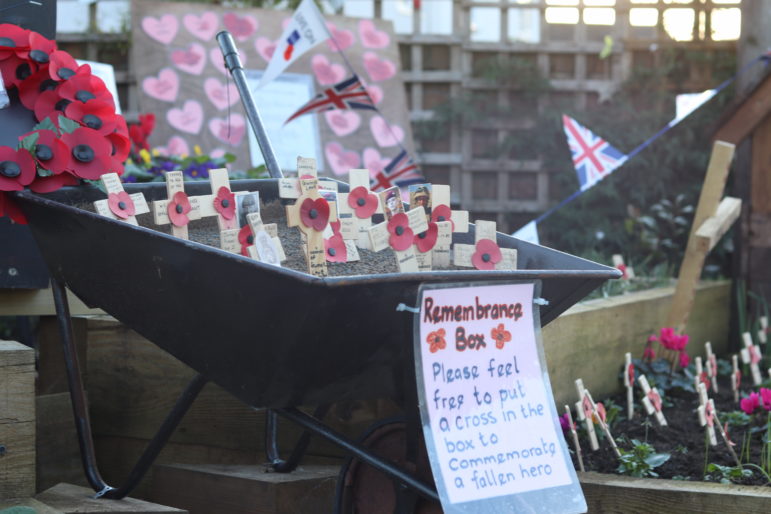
(370, 150), (424, 191)
(562, 114), (627, 191)
(284, 74), (376, 124)
(257, 0), (329, 89)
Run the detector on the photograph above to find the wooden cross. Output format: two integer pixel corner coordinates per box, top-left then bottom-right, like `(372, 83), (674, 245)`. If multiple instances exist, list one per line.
(741, 331), (763, 385)
(697, 382), (717, 446)
(574, 378), (599, 451)
(246, 212), (285, 267)
(612, 254), (635, 279)
(278, 156), (339, 200)
(759, 316), (768, 345)
(453, 220), (517, 271)
(322, 217), (361, 264)
(583, 389), (621, 458)
(93, 173), (149, 226)
(286, 172), (337, 277)
(430, 184), (469, 268)
(337, 169), (382, 249)
(564, 405), (584, 472)
(191, 168), (239, 232)
(367, 186), (427, 272)
(623, 352), (634, 419)
(151, 171), (201, 239)
(731, 354), (741, 403)
(637, 374), (667, 426)
(705, 342), (719, 393)
(694, 356), (709, 392)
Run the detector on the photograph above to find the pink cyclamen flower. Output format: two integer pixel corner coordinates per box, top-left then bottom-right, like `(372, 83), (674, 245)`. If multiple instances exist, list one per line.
(643, 344), (656, 361)
(741, 392), (760, 415)
(760, 388), (771, 411)
(559, 412), (570, 434)
(678, 351), (690, 368)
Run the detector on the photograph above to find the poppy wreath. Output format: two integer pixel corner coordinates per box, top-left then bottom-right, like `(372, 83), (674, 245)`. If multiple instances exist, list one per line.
(0, 23), (127, 224)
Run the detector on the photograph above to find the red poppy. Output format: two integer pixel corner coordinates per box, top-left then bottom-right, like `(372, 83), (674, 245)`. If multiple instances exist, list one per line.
(0, 192), (27, 224)
(472, 238), (502, 270)
(387, 213), (413, 251)
(0, 24), (30, 59)
(299, 197), (330, 231)
(168, 191), (191, 227)
(33, 89), (69, 122)
(490, 323), (511, 349)
(0, 53), (30, 88)
(347, 186), (378, 218)
(617, 263), (628, 279)
(329, 219), (342, 235)
(324, 233), (347, 263)
(25, 31), (56, 63)
(108, 191), (135, 219)
(0, 147), (36, 191)
(431, 204), (454, 231)
(238, 224), (253, 256)
(61, 127), (112, 180)
(48, 50), (79, 80)
(426, 328), (446, 353)
(18, 68), (59, 110)
(107, 130), (131, 162)
(593, 402), (607, 424)
(213, 186), (235, 220)
(23, 129), (70, 175)
(58, 73), (113, 107)
(413, 222), (438, 253)
(65, 100), (118, 136)
(29, 173), (78, 193)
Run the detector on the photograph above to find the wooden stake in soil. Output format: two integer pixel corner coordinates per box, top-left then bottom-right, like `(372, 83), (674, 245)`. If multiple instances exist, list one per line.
(429, 184), (469, 268)
(453, 220), (517, 271)
(574, 378), (599, 451)
(637, 374), (667, 426)
(711, 401), (742, 467)
(697, 382), (717, 446)
(740, 331), (763, 386)
(731, 355), (741, 403)
(151, 171), (201, 239)
(585, 390), (621, 458)
(564, 405), (585, 472)
(694, 356), (707, 392)
(93, 173), (149, 226)
(623, 352), (634, 419)
(705, 342), (719, 393)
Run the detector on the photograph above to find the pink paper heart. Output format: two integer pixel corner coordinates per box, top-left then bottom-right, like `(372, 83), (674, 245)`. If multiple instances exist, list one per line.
(363, 147), (391, 176)
(325, 142), (361, 176)
(311, 54), (346, 86)
(210, 47), (246, 75)
(358, 19), (389, 49)
(171, 43), (206, 75)
(210, 148), (226, 159)
(362, 81), (384, 105)
(326, 22), (355, 52)
(254, 37), (276, 63)
(142, 68), (179, 103)
(157, 136), (190, 157)
(370, 116), (404, 148)
(167, 100), (203, 134)
(142, 15), (179, 44)
(223, 12), (257, 41)
(183, 12), (218, 41)
(209, 113), (246, 146)
(324, 110), (361, 137)
(204, 77), (239, 110)
(363, 52), (396, 82)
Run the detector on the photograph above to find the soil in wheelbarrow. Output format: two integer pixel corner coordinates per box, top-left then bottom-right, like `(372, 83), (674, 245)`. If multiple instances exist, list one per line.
(575, 373), (771, 486)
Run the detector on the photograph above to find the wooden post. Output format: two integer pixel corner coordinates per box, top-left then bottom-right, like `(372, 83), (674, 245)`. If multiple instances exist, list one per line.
(759, 316), (768, 345)
(694, 356), (705, 392)
(574, 378), (599, 451)
(286, 173), (337, 277)
(740, 331), (763, 385)
(93, 173), (150, 225)
(585, 390), (621, 458)
(430, 184), (469, 268)
(638, 374), (667, 426)
(564, 405), (585, 472)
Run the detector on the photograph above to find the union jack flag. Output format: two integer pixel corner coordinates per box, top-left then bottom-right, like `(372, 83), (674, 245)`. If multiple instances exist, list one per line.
(284, 74), (376, 124)
(562, 114), (627, 191)
(370, 150), (424, 191)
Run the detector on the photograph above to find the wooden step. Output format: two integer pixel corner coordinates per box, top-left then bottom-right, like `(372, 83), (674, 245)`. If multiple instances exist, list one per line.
(149, 463), (339, 514)
(34, 484), (186, 514)
(0, 497), (64, 513)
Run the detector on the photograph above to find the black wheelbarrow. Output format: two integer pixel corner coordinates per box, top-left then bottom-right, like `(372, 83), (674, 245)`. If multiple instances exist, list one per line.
(12, 179), (619, 509)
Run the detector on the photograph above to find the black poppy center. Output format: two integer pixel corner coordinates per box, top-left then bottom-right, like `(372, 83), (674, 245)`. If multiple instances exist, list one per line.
(83, 114), (103, 130)
(356, 197), (366, 207)
(0, 161), (21, 178)
(55, 99), (71, 112)
(72, 144), (94, 163)
(328, 247), (336, 257)
(437, 215), (446, 222)
(220, 198), (230, 208)
(418, 231), (427, 239)
(309, 208), (318, 219)
(118, 201), (127, 210)
(75, 90), (96, 102)
(395, 225), (405, 236)
(175, 204), (184, 214)
(434, 336), (441, 343)
(35, 144), (53, 161)
(0, 37), (15, 47)
(16, 63), (31, 81)
(39, 79), (57, 92)
(247, 235), (254, 245)
(482, 253), (491, 263)
(57, 67), (75, 80)
(29, 49), (49, 63)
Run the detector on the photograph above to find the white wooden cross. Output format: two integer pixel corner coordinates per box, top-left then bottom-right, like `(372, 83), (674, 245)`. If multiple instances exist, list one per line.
(322, 218), (360, 264)
(367, 188), (427, 273)
(246, 212), (285, 267)
(637, 374), (667, 426)
(337, 169), (382, 249)
(278, 156), (340, 201)
(705, 342), (719, 393)
(191, 168), (239, 232)
(453, 220), (517, 271)
(574, 378), (599, 451)
(612, 254), (635, 280)
(741, 332), (763, 385)
(151, 171), (201, 239)
(697, 382), (717, 446)
(93, 173), (149, 226)
(623, 352), (634, 419)
(564, 405), (584, 472)
(694, 356), (709, 393)
(286, 173), (337, 277)
(759, 316), (768, 345)
(430, 184), (469, 268)
(731, 355), (741, 403)
(583, 389), (621, 458)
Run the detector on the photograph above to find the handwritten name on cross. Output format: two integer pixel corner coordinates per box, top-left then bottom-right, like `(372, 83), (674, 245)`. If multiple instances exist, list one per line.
(624, 352), (634, 419)
(286, 174), (336, 277)
(453, 220), (516, 271)
(564, 405), (584, 472)
(278, 156), (339, 200)
(574, 379), (599, 451)
(697, 382), (717, 446)
(637, 374), (667, 426)
(731, 355), (741, 403)
(431, 185), (469, 268)
(705, 342), (719, 393)
(93, 173), (149, 226)
(151, 171), (201, 239)
(741, 332), (763, 385)
(337, 169), (382, 249)
(323, 215), (361, 264)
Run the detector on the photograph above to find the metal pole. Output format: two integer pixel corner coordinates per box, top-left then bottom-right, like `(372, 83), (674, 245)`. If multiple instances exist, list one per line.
(216, 30), (284, 179)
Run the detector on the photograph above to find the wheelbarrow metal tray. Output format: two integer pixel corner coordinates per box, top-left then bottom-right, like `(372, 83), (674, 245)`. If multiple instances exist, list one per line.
(14, 180), (619, 408)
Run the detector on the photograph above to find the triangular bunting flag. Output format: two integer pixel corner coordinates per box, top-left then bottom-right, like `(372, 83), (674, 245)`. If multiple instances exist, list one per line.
(284, 74), (376, 124)
(562, 114), (627, 191)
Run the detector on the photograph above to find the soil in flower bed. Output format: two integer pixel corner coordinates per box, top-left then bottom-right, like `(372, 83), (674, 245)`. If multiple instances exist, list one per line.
(574, 373), (771, 486)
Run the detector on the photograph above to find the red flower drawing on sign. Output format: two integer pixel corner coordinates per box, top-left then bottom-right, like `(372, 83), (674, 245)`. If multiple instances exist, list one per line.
(413, 222), (438, 253)
(167, 191), (191, 227)
(300, 197), (330, 231)
(426, 328), (446, 353)
(387, 212), (413, 251)
(472, 238), (502, 270)
(491, 323), (511, 349)
(108, 191), (135, 219)
(347, 186), (378, 218)
(213, 186), (235, 220)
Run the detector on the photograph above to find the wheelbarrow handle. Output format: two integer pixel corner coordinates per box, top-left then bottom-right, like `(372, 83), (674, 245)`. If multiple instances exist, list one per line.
(216, 30), (284, 179)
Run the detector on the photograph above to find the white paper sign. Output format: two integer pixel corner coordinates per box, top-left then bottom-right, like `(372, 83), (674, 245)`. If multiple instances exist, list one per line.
(415, 282), (585, 513)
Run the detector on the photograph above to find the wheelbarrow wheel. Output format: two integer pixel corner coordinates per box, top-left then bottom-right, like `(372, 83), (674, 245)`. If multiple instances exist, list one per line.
(334, 417), (441, 514)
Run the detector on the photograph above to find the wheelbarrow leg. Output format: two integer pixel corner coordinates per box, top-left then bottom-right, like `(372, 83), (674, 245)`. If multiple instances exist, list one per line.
(394, 346), (423, 514)
(265, 404), (330, 472)
(51, 279), (208, 499)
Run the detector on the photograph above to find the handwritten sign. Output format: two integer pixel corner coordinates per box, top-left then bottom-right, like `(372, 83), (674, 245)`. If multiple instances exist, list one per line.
(415, 282), (585, 513)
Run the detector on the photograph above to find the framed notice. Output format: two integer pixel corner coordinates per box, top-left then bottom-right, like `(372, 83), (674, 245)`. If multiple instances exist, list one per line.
(415, 281), (586, 513)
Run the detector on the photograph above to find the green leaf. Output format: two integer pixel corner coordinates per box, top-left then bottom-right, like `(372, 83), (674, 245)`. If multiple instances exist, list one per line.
(18, 131), (40, 153)
(32, 118), (57, 133)
(645, 452), (671, 468)
(58, 115), (81, 134)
